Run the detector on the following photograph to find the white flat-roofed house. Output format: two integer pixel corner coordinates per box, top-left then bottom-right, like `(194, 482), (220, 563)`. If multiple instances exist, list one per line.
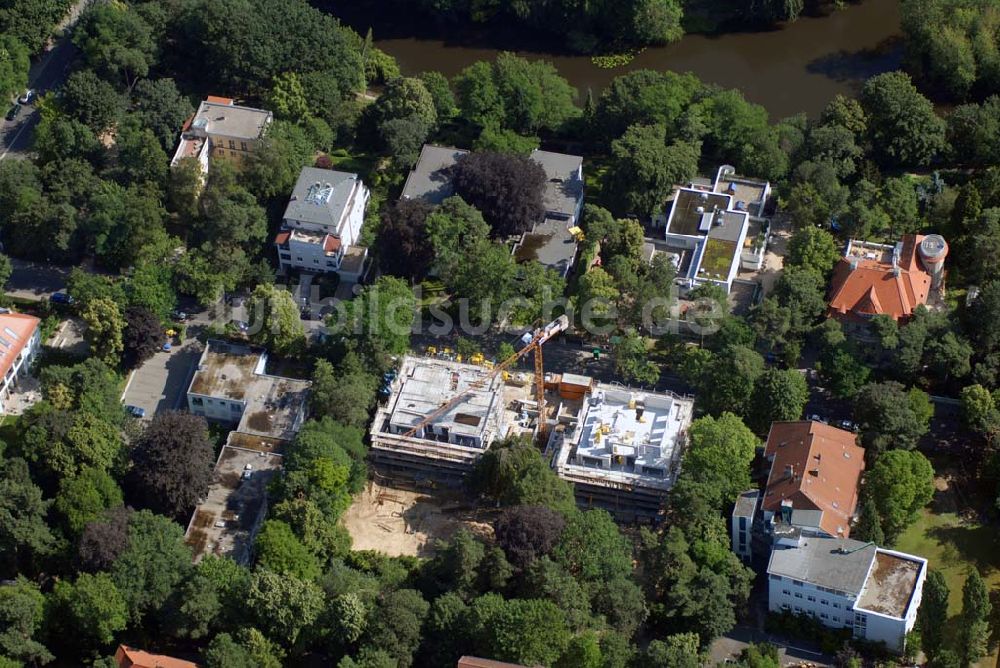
(274, 167), (370, 280)
(550, 383), (694, 521)
(767, 534), (926, 652)
(0, 313), (41, 414)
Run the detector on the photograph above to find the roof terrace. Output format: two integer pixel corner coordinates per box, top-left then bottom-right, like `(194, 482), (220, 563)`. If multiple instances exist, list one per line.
(857, 550), (924, 619)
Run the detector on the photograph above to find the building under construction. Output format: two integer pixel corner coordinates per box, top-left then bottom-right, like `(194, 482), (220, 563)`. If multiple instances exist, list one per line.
(548, 382), (694, 522)
(369, 354), (514, 487)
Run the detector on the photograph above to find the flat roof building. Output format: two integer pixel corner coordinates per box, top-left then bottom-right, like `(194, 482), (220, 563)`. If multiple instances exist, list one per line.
(767, 535), (926, 652)
(184, 340), (309, 563)
(550, 382), (694, 522)
(659, 165), (771, 294)
(170, 97), (272, 175)
(370, 355), (507, 486)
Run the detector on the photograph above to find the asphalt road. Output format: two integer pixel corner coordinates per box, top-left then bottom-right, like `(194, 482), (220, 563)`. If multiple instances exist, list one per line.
(0, 0), (88, 161)
(5, 258), (72, 301)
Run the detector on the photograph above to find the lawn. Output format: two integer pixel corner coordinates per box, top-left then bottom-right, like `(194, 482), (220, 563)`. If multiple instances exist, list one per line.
(894, 476), (1000, 666)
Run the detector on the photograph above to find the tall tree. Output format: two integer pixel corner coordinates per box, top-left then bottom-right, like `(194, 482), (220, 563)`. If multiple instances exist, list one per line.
(0, 576), (52, 665)
(451, 151), (546, 237)
(859, 72), (946, 167)
(961, 568), (991, 666)
(246, 283), (307, 357)
(919, 570), (950, 660)
(123, 306), (165, 369)
(125, 411), (214, 520)
(747, 368), (809, 434)
(864, 449), (935, 544)
(81, 297), (126, 366)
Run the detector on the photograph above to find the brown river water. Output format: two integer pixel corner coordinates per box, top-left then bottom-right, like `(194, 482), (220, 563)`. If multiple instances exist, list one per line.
(340, 0), (902, 119)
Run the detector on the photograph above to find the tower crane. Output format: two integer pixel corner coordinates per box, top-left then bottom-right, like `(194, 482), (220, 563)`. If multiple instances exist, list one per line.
(402, 315), (570, 441)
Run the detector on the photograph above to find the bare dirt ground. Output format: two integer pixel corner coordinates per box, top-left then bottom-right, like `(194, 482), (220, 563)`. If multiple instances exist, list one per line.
(342, 481), (495, 557)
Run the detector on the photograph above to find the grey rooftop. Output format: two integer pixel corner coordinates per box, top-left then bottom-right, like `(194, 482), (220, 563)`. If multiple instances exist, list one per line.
(282, 167), (361, 228)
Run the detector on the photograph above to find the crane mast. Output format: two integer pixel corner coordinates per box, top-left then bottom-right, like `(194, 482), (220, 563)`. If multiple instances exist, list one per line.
(401, 315), (569, 441)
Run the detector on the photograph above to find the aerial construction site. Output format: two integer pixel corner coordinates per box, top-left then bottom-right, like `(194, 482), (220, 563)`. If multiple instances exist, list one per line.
(367, 317), (695, 522)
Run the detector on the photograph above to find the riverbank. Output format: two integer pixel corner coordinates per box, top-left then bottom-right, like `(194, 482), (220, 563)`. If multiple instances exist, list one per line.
(328, 0), (902, 119)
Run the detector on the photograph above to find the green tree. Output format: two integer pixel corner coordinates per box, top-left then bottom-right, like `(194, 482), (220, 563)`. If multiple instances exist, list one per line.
(747, 368), (809, 434)
(110, 510), (193, 624)
(0, 577), (52, 665)
(0, 458), (55, 575)
(47, 573), (127, 652)
(605, 123), (699, 217)
(854, 382), (933, 460)
(245, 121), (314, 199)
(363, 588), (429, 668)
(698, 345), (765, 417)
(681, 413), (758, 508)
(267, 72), (310, 121)
(0, 35), (29, 102)
(859, 72), (946, 167)
(552, 509), (632, 582)
(81, 298), (125, 366)
(644, 633), (701, 668)
(919, 570), (950, 660)
(309, 355), (378, 429)
(74, 2), (157, 88)
(246, 569), (324, 646)
(465, 594), (571, 667)
(864, 450), (934, 544)
(336, 276), (415, 368)
(961, 384), (1000, 445)
(961, 568), (991, 666)
(787, 226), (841, 276)
(59, 69), (125, 133)
(255, 519), (321, 580)
(247, 283), (307, 357)
(132, 78), (194, 151)
(53, 467), (123, 535)
(614, 330), (658, 385)
(469, 436), (577, 515)
(418, 70), (456, 123)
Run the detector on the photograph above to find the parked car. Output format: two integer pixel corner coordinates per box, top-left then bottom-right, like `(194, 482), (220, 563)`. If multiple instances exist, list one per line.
(162, 341), (172, 352)
(5, 104), (20, 121)
(242, 464), (253, 480)
(171, 310), (189, 321)
(125, 405), (146, 418)
(17, 89), (35, 105)
(234, 320), (249, 333)
(49, 291), (74, 305)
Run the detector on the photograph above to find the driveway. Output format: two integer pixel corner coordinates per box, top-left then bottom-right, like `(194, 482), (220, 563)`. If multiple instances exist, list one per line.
(120, 339), (202, 418)
(709, 625), (834, 667)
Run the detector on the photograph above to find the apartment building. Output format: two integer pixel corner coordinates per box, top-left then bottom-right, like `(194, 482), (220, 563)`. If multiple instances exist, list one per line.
(170, 96), (273, 174)
(768, 534), (926, 652)
(549, 380), (694, 522)
(274, 167), (370, 280)
(0, 312), (40, 414)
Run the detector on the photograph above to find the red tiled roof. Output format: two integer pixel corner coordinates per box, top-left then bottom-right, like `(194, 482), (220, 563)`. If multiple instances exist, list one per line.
(827, 234), (933, 323)
(205, 95), (235, 105)
(324, 235), (342, 253)
(0, 313), (39, 381)
(114, 645), (198, 668)
(763, 421), (865, 538)
(274, 231), (290, 245)
(458, 657), (532, 668)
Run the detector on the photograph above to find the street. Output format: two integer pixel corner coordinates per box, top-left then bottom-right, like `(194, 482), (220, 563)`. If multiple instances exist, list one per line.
(0, 0), (89, 160)
(5, 257), (71, 300)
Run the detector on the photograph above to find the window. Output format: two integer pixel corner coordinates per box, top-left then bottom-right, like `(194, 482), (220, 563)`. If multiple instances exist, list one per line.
(794, 593), (802, 599)
(326, 260), (336, 267)
(231, 403), (241, 412)
(807, 596), (816, 602)
(296, 257), (303, 261)
(313, 259), (319, 264)
(821, 600), (829, 606)
(769, 575), (782, 582)
(794, 606), (801, 613)
(782, 590), (791, 596)
(192, 397), (203, 406)
(280, 253), (291, 260)
(240, 142), (247, 151)
(793, 580), (803, 587)
(820, 613), (828, 620)
(833, 603), (840, 609)
(229, 140), (235, 149)
(833, 616), (840, 623)
(739, 517), (747, 530)
(782, 604), (790, 611)
(230, 151), (236, 157)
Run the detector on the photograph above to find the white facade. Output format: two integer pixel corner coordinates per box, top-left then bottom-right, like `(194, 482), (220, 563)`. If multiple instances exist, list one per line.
(767, 537), (926, 653)
(0, 323), (40, 414)
(275, 168), (370, 279)
(731, 490), (759, 562)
